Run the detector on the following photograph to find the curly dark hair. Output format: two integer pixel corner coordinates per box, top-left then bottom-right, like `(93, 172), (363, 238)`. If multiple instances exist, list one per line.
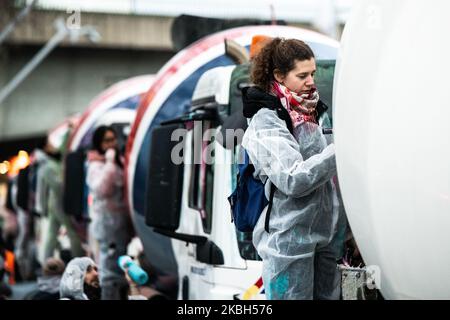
(251, 37), (315, 92)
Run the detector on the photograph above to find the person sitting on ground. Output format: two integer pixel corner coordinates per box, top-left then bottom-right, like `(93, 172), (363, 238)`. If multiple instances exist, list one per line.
(0, 282), (12, 300)
(25, 257), (65, 300)
(59, 257), (146, 300)
(59, 257), (101, 300)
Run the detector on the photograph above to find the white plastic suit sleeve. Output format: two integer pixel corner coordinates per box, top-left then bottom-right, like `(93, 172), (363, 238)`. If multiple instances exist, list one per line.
(43, 162), (63, 190)
(35, 164), (48, 215)
(242, 109), (336, 198)
(86, 161), (123, 198)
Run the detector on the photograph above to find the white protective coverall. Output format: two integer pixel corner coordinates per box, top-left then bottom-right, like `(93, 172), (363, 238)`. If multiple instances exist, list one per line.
(242, 107), (345, 300)
(86, 150), (132, 300)
(59, 257), (96, 300)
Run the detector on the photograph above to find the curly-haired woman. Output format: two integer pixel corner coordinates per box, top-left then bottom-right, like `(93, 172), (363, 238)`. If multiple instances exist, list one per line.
(242, 38), (344, 300)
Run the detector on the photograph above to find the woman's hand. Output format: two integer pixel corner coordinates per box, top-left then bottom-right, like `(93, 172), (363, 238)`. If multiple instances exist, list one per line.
(105, 148), (116, 163)
(124, 268), (140, 296)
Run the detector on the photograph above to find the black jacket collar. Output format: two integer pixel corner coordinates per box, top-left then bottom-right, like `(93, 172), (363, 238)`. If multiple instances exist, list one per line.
(242, 86), (329, 134)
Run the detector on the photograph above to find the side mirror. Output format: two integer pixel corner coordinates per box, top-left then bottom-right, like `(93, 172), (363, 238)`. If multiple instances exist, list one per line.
(16, 166), (30, 211)
(145, 123), (184, 230)
(154, 229), (224, 266)
(196, 240), (224, 265)
(63, 149), (86, 220)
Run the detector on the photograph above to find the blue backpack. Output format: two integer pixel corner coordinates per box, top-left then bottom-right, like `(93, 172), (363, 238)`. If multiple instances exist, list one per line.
(228, 151), (276, 233)
(227, 93), (294, 233)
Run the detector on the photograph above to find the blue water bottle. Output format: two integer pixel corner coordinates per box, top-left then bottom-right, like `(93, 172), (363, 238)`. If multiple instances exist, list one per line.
(118, 255), (149, 285)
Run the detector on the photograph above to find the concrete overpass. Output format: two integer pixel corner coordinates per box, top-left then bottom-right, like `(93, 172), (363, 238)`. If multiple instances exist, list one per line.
(0, 6), (176, 159)
(0, 1), (347, 160)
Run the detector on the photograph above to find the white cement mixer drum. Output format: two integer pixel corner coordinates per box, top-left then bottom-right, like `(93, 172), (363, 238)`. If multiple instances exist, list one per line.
(334, 0), (450, 299)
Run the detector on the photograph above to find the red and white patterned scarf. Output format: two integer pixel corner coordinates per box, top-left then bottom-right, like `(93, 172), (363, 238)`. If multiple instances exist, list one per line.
(271, 81), (320, 127)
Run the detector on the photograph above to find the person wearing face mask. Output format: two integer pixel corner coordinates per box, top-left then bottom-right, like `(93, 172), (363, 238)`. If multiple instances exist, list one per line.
(241, 38), (346, 300)
(86, 126), (133, 300)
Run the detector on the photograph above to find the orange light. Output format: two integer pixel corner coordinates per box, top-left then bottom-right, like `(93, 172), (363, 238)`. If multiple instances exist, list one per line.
(17, 150), (30, 169)
(7, 151), (30, 177)
(0, 161), (10, 175)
